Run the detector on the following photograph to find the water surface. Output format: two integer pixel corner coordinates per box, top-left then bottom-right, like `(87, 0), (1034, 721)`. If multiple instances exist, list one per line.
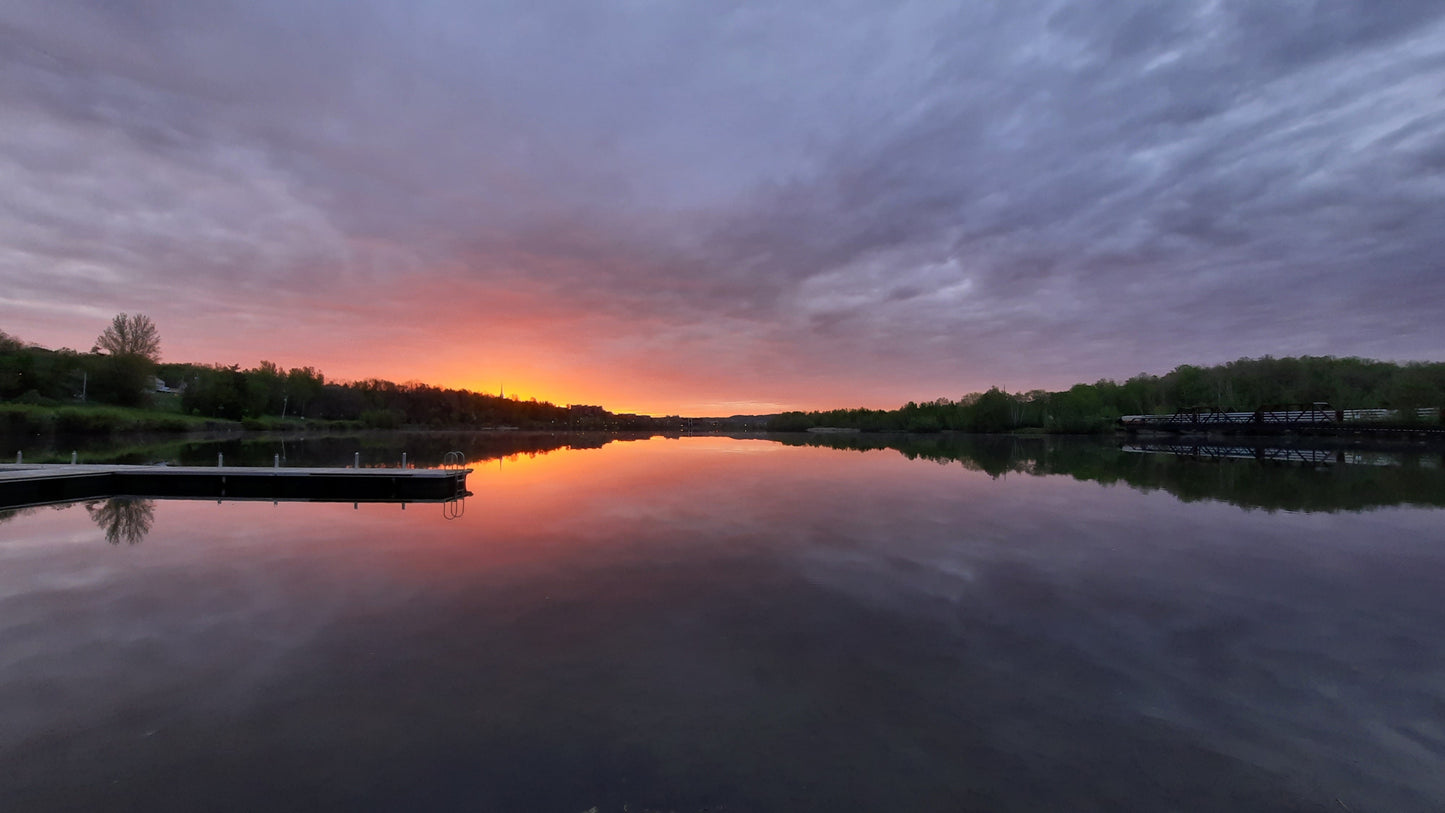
(2, 436), (1443, 811)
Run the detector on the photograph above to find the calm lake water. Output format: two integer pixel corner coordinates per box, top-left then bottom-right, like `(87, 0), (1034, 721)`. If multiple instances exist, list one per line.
(2, 435), (1444, 811)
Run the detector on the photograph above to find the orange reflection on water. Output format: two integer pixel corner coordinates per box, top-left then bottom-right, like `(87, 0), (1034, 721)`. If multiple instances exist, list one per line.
(1, 437), (1008, 593)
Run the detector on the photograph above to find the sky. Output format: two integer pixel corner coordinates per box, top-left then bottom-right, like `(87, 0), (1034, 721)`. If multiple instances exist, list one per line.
(2, 1), (1443, 415)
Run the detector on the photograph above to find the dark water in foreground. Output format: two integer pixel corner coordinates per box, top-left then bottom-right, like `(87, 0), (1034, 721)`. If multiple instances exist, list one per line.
(2, 436), (1444, 811)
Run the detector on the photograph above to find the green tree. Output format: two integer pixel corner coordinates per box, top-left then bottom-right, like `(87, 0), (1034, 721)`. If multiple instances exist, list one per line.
(88, 314), (161, 406)
(181, 364), (247, 418)
(245, 360), (287, 417)
(970, 387), (1017, 433)
(285, 366), (325, 418)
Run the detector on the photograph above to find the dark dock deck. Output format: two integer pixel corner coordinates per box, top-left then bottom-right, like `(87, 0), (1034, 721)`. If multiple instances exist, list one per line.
(0, 464), (472, 510)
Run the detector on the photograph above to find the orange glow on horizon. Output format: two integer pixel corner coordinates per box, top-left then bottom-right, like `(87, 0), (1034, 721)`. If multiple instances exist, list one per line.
(6, 270), (937, 416)
(170, 345), (896, 417)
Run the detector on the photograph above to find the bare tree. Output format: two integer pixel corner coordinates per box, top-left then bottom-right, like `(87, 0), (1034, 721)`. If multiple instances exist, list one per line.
(94, 313), (161, 361)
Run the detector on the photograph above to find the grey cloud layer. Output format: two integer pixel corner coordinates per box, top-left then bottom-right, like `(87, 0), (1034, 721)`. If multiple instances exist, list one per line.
(2, 0), (1443, 399)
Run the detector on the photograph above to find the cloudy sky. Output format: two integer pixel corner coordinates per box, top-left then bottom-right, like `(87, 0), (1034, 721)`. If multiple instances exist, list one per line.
(2, 1), (1443, 414)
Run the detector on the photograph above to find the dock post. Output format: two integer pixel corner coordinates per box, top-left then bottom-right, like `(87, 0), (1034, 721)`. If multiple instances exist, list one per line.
(402, 452), (407, 469)
(218, 453), (224, 467)
(354, 452), (360, 469)
(71, 451), (77, 464)
(274, 454), (280, 468)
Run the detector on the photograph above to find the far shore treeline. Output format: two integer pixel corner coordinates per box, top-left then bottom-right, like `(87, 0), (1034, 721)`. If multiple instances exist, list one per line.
(0, 320), (671, 433)
(767, 356), (1445, 433)
(4, 319), (1443, 436)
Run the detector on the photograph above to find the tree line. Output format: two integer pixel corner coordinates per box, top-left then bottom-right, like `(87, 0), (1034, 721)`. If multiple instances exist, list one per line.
(1, 317), (666, 430)
(8, 318), (1443, 434)
(167, 362), (647, 429)
(767, 356), (1445, 433)
(2, 315), (162, 408)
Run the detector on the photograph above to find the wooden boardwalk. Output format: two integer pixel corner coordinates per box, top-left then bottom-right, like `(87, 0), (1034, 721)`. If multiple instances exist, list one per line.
(1118, 405), (1443, 436)
(0, 463), (472, 510)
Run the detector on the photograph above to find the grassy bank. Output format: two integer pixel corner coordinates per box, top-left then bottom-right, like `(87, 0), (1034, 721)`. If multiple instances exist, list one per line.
(0, 403), (237, 435)
(0, 403), (378, 436)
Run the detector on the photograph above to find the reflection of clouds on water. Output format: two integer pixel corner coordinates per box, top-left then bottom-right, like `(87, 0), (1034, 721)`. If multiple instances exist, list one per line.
(0, 505), (42, 527)
(85, 499), (155, 545)
(3, 439), (1445, 810)
(786, 483), (1445, 809)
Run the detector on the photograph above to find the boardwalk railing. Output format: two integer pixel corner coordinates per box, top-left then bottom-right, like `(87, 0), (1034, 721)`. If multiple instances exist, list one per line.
(1119, 404), (1441, 430)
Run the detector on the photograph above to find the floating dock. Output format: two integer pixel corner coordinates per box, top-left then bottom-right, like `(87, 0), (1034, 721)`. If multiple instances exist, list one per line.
(0, 464), (471, 510)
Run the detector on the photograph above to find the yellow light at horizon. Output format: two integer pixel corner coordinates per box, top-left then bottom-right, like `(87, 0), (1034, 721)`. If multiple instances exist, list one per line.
(448, 378), (575, 406)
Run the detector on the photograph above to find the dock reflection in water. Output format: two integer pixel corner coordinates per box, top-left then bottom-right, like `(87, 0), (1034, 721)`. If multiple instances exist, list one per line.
(1, 436), (1443, 812)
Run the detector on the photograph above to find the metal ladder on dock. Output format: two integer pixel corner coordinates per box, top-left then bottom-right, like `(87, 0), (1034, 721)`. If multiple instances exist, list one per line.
(441, 451), (467, 519)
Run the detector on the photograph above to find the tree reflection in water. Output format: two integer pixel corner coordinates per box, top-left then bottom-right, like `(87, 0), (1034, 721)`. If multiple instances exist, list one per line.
(772, 433), (1445, 512)
(85, 498), (156, 545)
